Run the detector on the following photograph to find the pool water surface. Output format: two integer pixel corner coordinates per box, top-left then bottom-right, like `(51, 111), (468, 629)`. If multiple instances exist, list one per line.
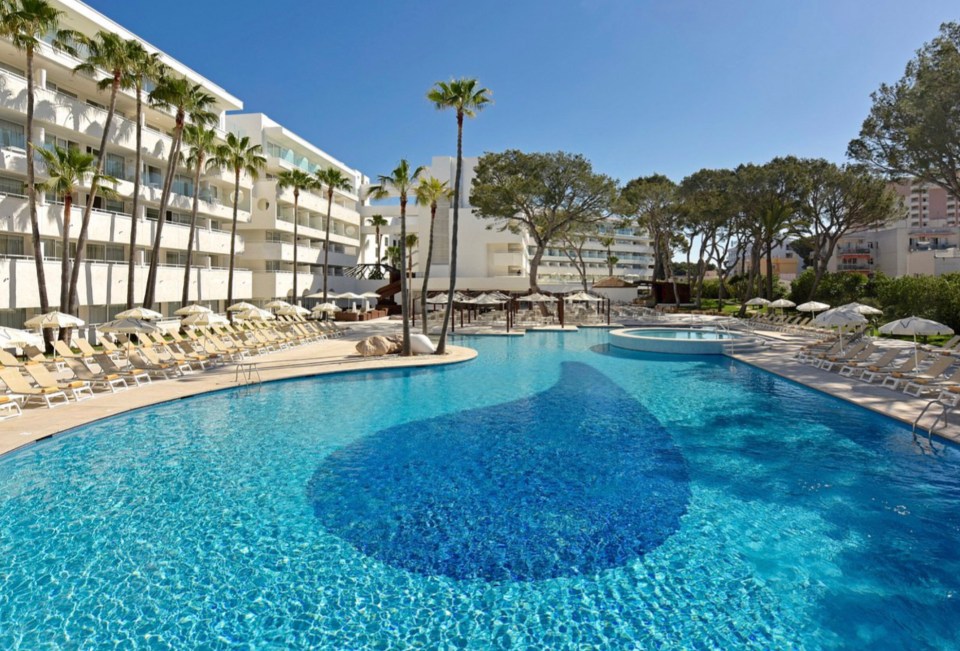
(0, 329), (958, 649)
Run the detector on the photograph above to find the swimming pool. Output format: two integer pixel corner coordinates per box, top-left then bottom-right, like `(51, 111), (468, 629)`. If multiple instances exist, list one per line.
(610, 327), (748, 354)
(0, 329), (958, 649)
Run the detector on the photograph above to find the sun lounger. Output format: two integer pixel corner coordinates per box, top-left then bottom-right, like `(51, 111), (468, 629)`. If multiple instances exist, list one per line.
(92, 353), (151, 386)
(138, 347), (191, 374)
(815, 341), (869, 370)
(821, 344), (877, 372)
(64, 358), (128, 393)
(0, 367), (70, 408)
(0, 394), (21, 419)
(904, 366), (960, 398)
(23, 363), (93, 401)
(885, 355), (957, 391)
(127, 351), (182, 379)
(861, 354), (931, 384)
(54, 340), (83, 362)
(839, 348), (900, 378)
(0, 350), (23, 367)
(880, 355), (954, 390)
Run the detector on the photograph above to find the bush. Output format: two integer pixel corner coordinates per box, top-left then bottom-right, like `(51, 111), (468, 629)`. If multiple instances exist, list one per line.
(875, 273), (960, 331)
(789, 270), (868, 306)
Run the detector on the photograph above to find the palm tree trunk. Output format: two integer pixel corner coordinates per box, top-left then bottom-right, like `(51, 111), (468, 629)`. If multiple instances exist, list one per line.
(59, 195), (73, 313)
(69, 73), (120, 316)
(399, 197), (410, 356)
(143, 117), (183, 309)
(25, 46), (51, 350)
(292, 190), (299, 301)
(765, 239), (774, 299)
(182, 155), (203, 306)
(421, 205), (437, 335)
(436, 113), (463, 354)
(127, 81), (144, 309)
(227, 167), (240, 319)
(375, 226), (382, 278)
(322, 189), (332, 301)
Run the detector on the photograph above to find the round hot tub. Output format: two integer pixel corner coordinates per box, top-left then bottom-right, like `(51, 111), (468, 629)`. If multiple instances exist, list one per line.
(609, 327), (744, 355)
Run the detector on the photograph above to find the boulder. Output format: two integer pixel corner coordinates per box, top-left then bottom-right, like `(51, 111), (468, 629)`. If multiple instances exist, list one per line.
(409, 334), (436, 354)
(355, 335), (403, 357)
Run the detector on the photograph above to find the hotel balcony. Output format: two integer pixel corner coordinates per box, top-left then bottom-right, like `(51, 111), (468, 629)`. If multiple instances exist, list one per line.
(0, 256), (251, 310)
(251, 270), (320, 302)
(0, 192), (241, 257)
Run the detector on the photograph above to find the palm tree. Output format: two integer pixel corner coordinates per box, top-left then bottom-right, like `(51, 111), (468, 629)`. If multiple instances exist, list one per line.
(314, 167), (353, 302)
(606, 255), (619, 277)
(405, 233), (418, 323)
(210, 133), (265, 315)
(368, 214), (388, 279)
(427, 78), (492, 354)
(123, 41), (162, 309)
(35, 146), (116, 340)
(367, 160), (424, 356)
(415, 176), (452, 334)
(381, 244), (401, 269)
(599, 236), (616, 276)
(68, 30), (133, 317)
(0, 0), (75, 331)
(142, 75), (217, 309)
(181, 124), (218, 307)
(276, 168), (317, 303)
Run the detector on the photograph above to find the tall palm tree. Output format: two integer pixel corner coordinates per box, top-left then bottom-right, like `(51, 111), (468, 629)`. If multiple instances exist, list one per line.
(275, 168), (316, 303)
(123, 41), (162, 309)
(180, 124), (218, 307)
(405, 233), (418, 324)
(367, 160), (424, 356)
(210, 133), (265, 315)
(314, 167), (353, 301)
(599, 235), (616, 276)
(142, 76), (216, 309)
(415, 176), (452, 334)
(0, 0), (75, 330)
(35, 146), (116, 339)
(368, 214), (387, 279)
(68, 30), (133, 317)
(427, 78), (491, 354)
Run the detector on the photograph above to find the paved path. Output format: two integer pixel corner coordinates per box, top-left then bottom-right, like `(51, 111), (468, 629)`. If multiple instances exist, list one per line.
(0, 321), (475, 456)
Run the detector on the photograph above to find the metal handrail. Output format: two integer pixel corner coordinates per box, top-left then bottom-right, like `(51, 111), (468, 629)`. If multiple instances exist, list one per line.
(912, 399), (953, 450)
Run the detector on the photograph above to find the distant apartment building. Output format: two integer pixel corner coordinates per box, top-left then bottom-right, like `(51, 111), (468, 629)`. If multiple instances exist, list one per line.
(356, 156), (655, 292)
(727, 238), (806, 282)
(830, 181), (960, 277)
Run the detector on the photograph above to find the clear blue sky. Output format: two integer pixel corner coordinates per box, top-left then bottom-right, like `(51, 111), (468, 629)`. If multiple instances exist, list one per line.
(86, 0), (957, 184)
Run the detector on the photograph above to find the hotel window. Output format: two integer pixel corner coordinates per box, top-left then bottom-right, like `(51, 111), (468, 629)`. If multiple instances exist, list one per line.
(172, 174), (193, 197)
(104, 198), (125, 214)
(85, 243), (106, 261)
(104, 153), (125, 179)
(0, 175), (24, 196)
(265, 260), (282, 272)
(0, 119), (25, 149)
(86, 99), (105, 110)
(0, 62), (24, 77)
(145, 165), (162, 188)
(44, 134), (80, 152)
(0, 234), (24, 257)
(104, 244), (124, 262)
(165, 251), (188, 266)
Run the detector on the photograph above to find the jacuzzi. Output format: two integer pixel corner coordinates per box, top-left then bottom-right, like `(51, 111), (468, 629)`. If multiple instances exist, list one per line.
(608, 327), (744, 355)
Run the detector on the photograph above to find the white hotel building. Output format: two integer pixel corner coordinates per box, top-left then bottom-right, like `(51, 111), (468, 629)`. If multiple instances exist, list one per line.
(0, 0), (652, 330)
(357, 156), (655, 293)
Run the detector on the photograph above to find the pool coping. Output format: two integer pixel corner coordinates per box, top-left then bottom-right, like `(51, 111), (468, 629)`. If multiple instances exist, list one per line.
(0, 340), (477, 459)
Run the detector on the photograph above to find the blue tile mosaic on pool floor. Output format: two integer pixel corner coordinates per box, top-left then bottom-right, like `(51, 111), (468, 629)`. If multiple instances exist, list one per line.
(308, 361), (690, 581)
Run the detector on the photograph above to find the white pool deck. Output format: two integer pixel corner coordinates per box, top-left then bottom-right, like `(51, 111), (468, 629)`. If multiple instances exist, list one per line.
(1, 317), (957, 457)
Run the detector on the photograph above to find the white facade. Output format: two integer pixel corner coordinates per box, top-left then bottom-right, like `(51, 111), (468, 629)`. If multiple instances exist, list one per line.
(357, 156), (655, 293)
(0, 0), (253, 327)
(225, 113), (370, 302)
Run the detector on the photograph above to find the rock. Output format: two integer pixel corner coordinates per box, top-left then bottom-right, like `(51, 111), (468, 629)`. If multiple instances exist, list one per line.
(355, 335), (401, 357)
(409, 334), (436, 354)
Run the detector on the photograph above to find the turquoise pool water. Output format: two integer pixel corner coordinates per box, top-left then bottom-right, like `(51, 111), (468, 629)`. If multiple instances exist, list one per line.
(623, 328), (738, 340)
(0, 329), (958, 649)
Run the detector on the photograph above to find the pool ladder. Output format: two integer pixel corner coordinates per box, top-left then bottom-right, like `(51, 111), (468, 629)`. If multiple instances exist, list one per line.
(912, 399), (953, 450)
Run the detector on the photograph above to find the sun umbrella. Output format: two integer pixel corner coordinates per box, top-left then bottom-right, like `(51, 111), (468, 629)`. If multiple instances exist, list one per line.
(99, 318), (160, 334)
(745, 297), (770, 307)
(276, 305), (310, 316)
(0, 326), (43, 348)
(879, 316), (955, 367)
(839, 302), (883, 317)
(174, 303), (213, 316)
(471, 294), (507, 305)
(797, 301), (830, 315)
(522, 292), (558, 303)
(360, 292), (380, 299)
(264, 299), (293, 309)
(24, 311), (85, 329)
(769, 299), (795, 309)
(226, 301), (258, 312)
(181, 312), (228, 326)
(114, 307), (163, 320)
(312, 302), (340, 313)
(235, 307), (276, 321)
(814, 307), (867, 353)
(336, 292), (364, 300)
(565, 291), (603, 302)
